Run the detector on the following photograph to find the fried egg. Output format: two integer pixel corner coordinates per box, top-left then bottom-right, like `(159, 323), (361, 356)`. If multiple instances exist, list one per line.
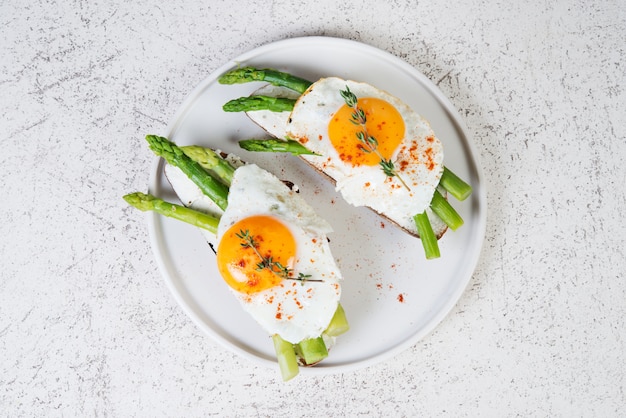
(215, 163), (342, 344)
(284, 77), (445, 235)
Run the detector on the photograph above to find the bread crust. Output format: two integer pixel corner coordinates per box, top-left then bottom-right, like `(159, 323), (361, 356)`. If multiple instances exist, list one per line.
(294, 154), (448, 240)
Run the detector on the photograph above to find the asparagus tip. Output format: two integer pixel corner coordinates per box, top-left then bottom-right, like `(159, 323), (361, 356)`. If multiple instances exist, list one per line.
(123, 192), (153, 211)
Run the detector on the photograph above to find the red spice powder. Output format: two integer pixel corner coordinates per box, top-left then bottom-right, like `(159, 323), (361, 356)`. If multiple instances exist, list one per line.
(424, 147), (435, 170)
(397, 294), (405, 303)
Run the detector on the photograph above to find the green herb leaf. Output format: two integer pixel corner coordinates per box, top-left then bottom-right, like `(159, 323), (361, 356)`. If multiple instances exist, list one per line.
(237, 229), (322, 283)
(339, 85), (411, 191)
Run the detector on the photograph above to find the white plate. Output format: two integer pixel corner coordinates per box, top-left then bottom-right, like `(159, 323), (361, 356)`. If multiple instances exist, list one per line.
(148, 36), (486, 375)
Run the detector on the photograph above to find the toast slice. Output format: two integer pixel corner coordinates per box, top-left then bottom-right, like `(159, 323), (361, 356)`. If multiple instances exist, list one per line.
(123, 136), (349, 380)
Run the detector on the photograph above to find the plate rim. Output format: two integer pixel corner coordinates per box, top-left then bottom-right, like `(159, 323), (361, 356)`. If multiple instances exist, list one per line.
(147, 35), (487, 375)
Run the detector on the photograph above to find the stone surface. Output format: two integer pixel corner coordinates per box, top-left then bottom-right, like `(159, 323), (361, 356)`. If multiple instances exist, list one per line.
(1, 0), (625, 416)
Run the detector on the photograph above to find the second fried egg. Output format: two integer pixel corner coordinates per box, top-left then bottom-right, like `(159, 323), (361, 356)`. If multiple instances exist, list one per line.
(286, 77), (444, 235)
(216, 163), (342, 344)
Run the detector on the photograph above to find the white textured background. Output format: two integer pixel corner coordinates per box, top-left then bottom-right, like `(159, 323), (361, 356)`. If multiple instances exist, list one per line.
(2, 0), (625, 416)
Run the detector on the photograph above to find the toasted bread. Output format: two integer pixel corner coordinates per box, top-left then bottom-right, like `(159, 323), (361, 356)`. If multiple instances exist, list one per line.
(244, 84), (449, 240)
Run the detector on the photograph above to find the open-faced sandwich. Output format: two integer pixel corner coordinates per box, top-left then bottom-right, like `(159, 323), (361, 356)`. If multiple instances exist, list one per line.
(218, 67), (473, 259)
(124, 135), (348, 381)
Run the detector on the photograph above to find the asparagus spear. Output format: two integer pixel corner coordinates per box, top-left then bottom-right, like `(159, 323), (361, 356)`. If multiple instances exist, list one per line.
(218, 67), (312, 94)
(145, 135), (230, 211)
(223, 95), (296, 113)
(272, 334), (299, 381)
(272, 300), (350, 381)
(180, 145), (236, 186)
(439, 166), (473, 201)
(123, 192), (220, 234)
(429, 189), (464, 231)
(413, 212), (440, 259)
(296, 336), (329, 365)
(239, 138), (319, 156)
(324, 303), (349, 337)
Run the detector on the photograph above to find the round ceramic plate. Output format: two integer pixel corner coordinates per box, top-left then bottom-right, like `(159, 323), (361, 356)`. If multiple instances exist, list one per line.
(148, 36), (486, 375)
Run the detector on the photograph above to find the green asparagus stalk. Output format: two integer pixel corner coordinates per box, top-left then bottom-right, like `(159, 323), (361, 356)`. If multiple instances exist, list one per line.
(296, 336), (328, 365)
(223, 96), (296, 113)
(413, 212), (440, 259)
(324, 303), (349, 337)
(180, 145), (236, 186)
(218, 67), (312, 94)
(272, 334), (299, 381)
(439, 167), (472, 201)
(429, 190), (464, 231)
(123, 192), (220, 234)
(239, 138), (319, 156)
(145, 135), (230, 211)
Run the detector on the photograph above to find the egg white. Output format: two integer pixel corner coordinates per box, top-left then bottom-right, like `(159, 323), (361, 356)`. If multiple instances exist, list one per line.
(216, 164), (342, 344)
(284, 77), (445, 235)
(165, 160), (342, 344)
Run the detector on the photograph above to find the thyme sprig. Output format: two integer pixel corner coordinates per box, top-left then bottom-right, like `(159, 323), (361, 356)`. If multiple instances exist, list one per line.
(340, 86), (411, 191)
(236, 229), (321, 284)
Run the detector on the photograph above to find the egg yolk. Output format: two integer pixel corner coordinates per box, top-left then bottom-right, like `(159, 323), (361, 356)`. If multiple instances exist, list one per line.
(328, 97), (405, 166)
(217, 215), (296, 294)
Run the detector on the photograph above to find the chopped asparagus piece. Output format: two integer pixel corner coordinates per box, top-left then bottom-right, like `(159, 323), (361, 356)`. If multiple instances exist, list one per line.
(145, 135), (230, 211)
(296, 337), (329, 365)
(123, 192), (220, 234)
(223, 95), (296, 113)
(440, 167), (472, 201)
(218, 67), (312, 94)
(272, 334), (299, 381)
(413, 211), (440, 259)
(324, 303), (349, 337)
(239, 138), (319, 156)
(430, 190), (464, 231)
(180, 145), (236, 186)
